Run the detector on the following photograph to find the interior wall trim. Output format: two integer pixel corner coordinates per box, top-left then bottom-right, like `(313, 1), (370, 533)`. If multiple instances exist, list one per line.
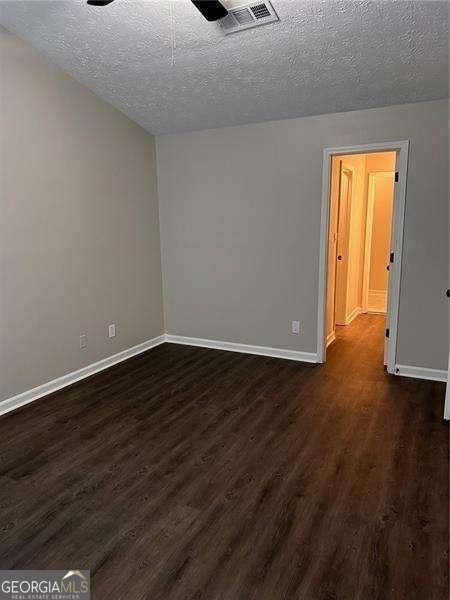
(0, 335), (166, 417)
(343, 306), (362, 325)
(367, 289), (388, 313)
(2, 334), (446, 418)
(326, 331), (336, 347)
(395, 364), (447, 383)
(165, 334), (319, 364)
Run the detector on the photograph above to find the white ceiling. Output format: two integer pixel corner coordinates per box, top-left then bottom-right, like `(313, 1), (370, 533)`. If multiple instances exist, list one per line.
(0, 1), (448, 135)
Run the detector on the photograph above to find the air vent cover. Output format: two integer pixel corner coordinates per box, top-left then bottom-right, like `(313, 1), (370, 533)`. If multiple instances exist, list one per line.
(251, 3), (271, 18)
(232, 8), (254, 25)
(219, 1), (279, 34)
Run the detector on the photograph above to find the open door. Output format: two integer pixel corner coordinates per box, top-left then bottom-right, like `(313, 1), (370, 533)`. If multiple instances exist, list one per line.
(334, 166), (353, 325)
(374, 173), (395, 366)
(384, 162), (398, 366)
(326, 161), (354, 343)
(325, 158), (341, 346)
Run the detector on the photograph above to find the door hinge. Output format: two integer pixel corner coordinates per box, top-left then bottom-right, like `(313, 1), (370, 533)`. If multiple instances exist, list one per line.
(390, 252), (394, 263)
(394, 171), (399, 182)
(385, 328), (390, 338)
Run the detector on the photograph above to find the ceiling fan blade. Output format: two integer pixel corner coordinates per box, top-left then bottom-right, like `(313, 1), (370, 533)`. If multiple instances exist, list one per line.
(86, 0), (228, 22)
(190, 1), (228, 21)
(87, 0), (228, 21)
(87, 0), (115, 5)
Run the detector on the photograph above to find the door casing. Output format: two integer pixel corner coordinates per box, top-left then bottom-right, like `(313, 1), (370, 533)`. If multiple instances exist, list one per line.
(317, 141), (409, 375)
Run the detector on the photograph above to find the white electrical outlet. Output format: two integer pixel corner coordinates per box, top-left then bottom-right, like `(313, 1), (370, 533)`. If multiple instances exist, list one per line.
(108, 323), (116, 338)
(291, 321), (300, 334)
(80, 334), (87, 349)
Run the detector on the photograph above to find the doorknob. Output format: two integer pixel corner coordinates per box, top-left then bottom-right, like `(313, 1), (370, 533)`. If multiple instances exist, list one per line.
(337, 255), (342, 261)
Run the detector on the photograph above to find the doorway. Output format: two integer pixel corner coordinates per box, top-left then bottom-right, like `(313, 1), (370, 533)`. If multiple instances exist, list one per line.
(317, 141), (409, 374)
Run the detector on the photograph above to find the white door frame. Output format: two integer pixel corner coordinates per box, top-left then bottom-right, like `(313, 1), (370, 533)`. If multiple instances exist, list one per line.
(362, 171), (395, 313)
(317, 140), (409, 374)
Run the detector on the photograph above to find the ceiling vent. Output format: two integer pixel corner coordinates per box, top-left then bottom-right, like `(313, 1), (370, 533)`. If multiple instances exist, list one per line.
(219, 1), (279, 34)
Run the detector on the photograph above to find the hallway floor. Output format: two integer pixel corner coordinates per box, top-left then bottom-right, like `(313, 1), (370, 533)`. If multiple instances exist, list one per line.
(0, 314), (447, 599)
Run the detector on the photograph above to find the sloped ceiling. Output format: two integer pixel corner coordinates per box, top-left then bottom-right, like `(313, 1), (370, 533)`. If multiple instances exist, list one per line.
(0, 0), (448, 134)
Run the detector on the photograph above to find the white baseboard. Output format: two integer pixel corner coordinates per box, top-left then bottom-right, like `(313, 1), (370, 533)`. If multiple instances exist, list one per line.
(395, 364), (447, 383)
(326, 331), (336, 347)
(367, 289), (387, 314)
(0, 334), (165, 418)
(3, 332), (444, 418)
(165, 334), (318, 364)
(344, 306), (362, 325)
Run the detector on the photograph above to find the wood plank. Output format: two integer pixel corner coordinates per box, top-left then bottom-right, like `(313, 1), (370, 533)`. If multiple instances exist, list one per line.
(0, 314), (447, 599)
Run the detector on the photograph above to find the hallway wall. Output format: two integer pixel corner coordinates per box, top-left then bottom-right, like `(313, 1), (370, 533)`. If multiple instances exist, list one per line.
(369, 176), (394, 293)
(365, 152), (396, 313)
(366, 152), (396, 173)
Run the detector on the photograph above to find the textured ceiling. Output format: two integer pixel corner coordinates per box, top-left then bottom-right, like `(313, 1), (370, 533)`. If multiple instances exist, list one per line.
(0, 0), (448, 134)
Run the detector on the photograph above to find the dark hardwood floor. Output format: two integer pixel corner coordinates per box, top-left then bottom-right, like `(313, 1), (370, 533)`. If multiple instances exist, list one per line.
(0, 315), (447, 599)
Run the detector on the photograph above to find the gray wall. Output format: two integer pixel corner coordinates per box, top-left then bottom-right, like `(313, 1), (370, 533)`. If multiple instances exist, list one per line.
(0, 34), (164, 401)
(157, 100), (448, 370)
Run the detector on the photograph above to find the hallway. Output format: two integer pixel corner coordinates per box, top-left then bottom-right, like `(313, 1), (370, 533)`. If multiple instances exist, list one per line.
(0, 315), (447, 599)
(331, 313), (388, 381)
